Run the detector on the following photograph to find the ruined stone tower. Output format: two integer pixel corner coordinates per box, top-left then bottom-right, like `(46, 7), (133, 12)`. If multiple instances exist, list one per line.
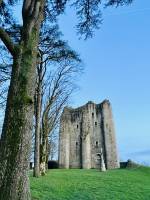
(59, 100), (119, 169)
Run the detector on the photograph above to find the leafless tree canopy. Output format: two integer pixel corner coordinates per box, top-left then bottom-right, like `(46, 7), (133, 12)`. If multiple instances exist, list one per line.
(0, 45), (11, 108)
(32, 23), (82, 176)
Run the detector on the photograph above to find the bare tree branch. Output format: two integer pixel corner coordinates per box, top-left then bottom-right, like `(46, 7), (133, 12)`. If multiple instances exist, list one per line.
(0, 28), (16, 56)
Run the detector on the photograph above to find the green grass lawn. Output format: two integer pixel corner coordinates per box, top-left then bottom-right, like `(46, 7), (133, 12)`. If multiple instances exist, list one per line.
(30, 167), (150, 200)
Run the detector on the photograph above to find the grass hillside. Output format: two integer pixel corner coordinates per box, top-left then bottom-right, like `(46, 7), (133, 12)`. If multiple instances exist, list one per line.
(30, 167), (150, 200)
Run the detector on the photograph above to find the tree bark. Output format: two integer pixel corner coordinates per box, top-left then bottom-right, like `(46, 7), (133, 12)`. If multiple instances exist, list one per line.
(0, 44), (37, 200)
(0, 1), (44, 199)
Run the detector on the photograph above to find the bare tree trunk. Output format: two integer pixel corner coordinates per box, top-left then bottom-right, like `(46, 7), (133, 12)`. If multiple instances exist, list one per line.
(46, 138), (49, 170)
(40, 132), (48, 175)
(33, 63), (42, 177)
(0, 2), (44, 198)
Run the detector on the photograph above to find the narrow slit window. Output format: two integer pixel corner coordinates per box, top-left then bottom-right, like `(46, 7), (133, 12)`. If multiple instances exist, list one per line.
(77, 124), (79, 129)
(96, 141), (98, 147)
(92, 112), (94, 117)
(95, 122), (97, 126)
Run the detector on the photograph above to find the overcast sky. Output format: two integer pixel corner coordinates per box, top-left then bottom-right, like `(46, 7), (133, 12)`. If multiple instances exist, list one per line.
(58, 0), (150, 165)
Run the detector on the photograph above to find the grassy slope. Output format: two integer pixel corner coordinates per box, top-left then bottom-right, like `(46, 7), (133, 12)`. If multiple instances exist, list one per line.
(30, 167), (150, 200)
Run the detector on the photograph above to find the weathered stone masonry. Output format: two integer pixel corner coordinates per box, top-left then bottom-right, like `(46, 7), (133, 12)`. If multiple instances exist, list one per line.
(59, 100), (120, 169)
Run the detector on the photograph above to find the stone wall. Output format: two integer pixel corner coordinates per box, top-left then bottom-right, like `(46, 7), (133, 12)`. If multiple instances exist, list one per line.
(101, 100), (119, 169)
(58, 100), (120, 169)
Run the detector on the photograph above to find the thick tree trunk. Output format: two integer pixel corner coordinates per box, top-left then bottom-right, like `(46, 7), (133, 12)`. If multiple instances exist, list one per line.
(0, 0), (45, 197)
(0, 29), (41, 200)
(33, 65), (42, 177)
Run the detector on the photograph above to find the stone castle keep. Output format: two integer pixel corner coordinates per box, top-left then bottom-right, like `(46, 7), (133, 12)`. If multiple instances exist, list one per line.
(59, 100), (120, 169)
